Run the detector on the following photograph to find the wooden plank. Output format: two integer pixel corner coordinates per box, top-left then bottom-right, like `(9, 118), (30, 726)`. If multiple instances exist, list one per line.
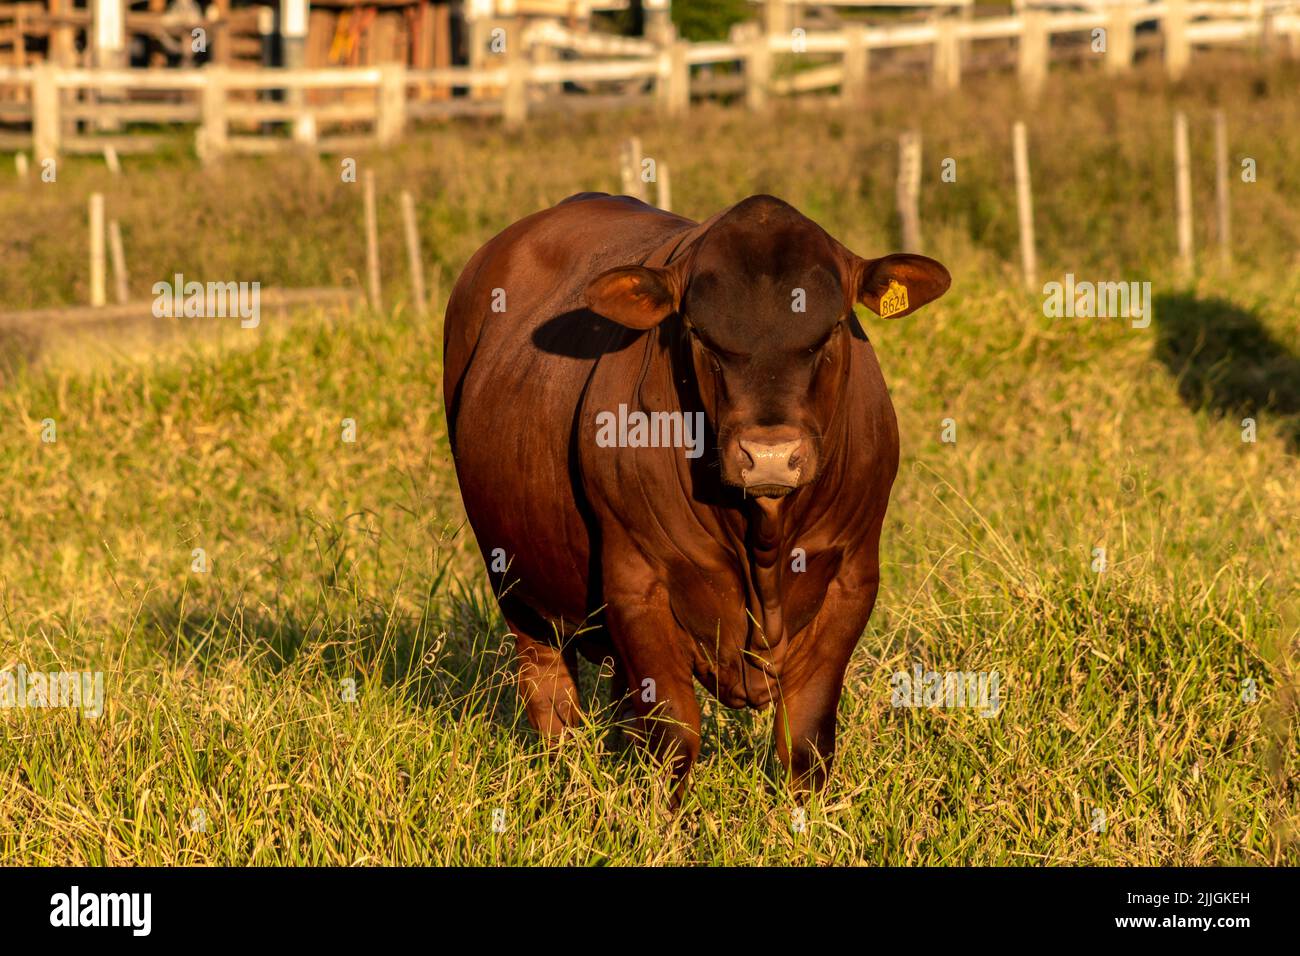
(49, 67), (382, 89)
(223, 101), (376, 123)
(772, 63), (843, 94)
(62, 102), (201, 122)
(529, 59), (659, 82)
(62, 134), (169, 154)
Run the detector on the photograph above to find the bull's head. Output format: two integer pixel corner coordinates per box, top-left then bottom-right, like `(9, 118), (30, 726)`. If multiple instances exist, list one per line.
(585, 196), (950, 499)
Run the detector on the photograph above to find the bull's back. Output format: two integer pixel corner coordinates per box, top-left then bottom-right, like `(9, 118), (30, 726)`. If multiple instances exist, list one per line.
(443, 196), (693, 626)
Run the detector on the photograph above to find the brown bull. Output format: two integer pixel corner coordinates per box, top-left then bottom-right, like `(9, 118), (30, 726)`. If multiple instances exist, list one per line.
(444, 193), (950, 798)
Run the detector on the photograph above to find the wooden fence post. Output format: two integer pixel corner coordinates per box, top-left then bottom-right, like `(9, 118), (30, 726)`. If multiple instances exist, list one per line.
(644, 0), (674, 47)
(364, 170), (382, 310)
(1013, 121), (1038, 289)
(896, 131), (922, 252)
(664, 41), (690, 117)
(32, 63), (60, 163)
(746, 32), (771, 111)
(292, 71), (318, 146)
(1260, 10), (1277, 56)
(1106, 5), (1134, 74)
(400, 190), (427, 317)
(376, 63), (407, 145)
(655, 46), (673, 116)
(89, 193), (106, 308)
(502, 54), (528, 130)
(1019, 11), (1048, 99)
(842, 28), (868, 107)
(199, 66), (228, 164)
(764, 0), (789, 38)
(658, 162), (672, 213)
(1174, 111), (1193, 278)
(1166, 0), (1190, 80)
(1214, 109), (1230, 267)
(932, 16), (961, 91)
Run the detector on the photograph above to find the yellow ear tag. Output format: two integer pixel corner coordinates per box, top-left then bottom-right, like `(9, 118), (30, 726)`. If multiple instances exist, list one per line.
(879, 280), (909, 317)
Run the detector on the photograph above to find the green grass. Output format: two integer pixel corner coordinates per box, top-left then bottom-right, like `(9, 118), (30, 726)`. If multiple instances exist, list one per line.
(0, 54), (1297, 865)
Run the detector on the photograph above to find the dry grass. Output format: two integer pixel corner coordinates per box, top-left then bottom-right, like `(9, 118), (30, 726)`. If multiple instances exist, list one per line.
(0, 53), (1296, 864)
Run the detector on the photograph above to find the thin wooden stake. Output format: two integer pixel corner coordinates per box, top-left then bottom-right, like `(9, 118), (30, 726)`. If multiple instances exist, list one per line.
(1013, 121), (1038, 289)
(89, 193), (106, 308)
(108, 219), (129, 305)
(896, 131), (922, 252)
(400, 189), (427, 317)
(619, 137), (645, 201)
(103, 143), (121, 175)
(1214, 109), (1231, 267)
(657, 162), (672, 213)
(1174, 111), (1194, 278)
(15, 153), (29, 180)
(364, 170), (381, 310)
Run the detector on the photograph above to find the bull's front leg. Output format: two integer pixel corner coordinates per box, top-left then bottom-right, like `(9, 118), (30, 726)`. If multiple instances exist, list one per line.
(773, 577), (878, 793)
(602, 554), (702, 806)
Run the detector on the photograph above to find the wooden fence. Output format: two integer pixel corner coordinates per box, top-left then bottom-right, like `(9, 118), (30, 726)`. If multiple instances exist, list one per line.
(1, 0), (1298, 161)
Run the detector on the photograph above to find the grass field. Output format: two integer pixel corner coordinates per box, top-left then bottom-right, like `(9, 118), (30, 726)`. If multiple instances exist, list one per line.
(1, 55), (1297, 865)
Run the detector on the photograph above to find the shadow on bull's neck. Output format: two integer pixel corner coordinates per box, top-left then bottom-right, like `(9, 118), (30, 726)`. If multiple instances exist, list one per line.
(531, 309), (643, 359)
(1153, 293), (1300, 453)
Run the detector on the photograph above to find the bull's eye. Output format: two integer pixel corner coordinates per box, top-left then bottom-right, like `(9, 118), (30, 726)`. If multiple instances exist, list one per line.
(811, 326), (837, 363)
(689, 329), (723, 374)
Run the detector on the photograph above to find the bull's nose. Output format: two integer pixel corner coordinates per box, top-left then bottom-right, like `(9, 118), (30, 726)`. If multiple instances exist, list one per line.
(738, 438), (803, 488)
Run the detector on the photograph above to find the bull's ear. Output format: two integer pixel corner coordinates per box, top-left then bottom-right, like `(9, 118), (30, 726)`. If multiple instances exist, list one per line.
(855, 254), (951, 319)
(585, 265), (678, 330)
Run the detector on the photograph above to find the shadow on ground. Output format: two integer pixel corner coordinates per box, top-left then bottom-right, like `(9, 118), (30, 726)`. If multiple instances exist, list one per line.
(1154, 293), (1300, 452)
(140, 581), (526, 728)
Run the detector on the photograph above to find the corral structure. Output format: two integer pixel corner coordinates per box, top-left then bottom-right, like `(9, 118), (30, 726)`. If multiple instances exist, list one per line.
(0, 0), (1298, 158)
(0, 0), (665, 67)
